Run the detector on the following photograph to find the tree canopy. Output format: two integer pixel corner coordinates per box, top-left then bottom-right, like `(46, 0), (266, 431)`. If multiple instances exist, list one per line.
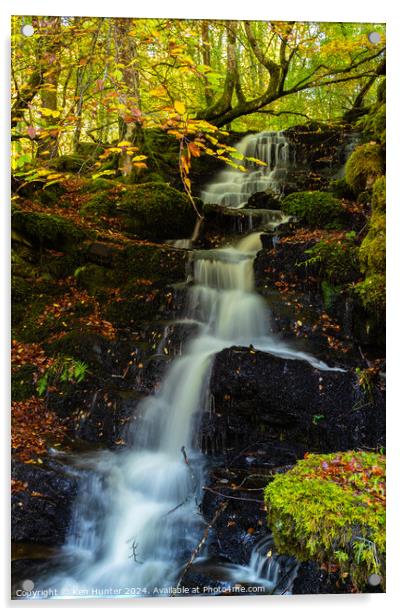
(11, 17), (385, 191)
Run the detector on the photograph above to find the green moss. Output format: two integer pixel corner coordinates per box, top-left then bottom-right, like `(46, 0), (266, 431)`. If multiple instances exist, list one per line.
(264, 451), (386, 591)
(377, 79), (386, 104)
(345, 143), (384, 192)
(36, 183), (67, 206)
(119, 243), (187, 282)
(357, 95), (386, 145)
(118, 182), (199, 239)
(81, 178), (118, 194)
(321, 280), (342, 311)
(80, 190), (118, 217)
(359, 212), (385, 275)
(300, 236), (359, 284)
(74, 142), (104, 158)
(328, 178), (356, 200)
(74, 263), (117, 294)
(48, 154), (89, 173)
(12, 209), (87, 249)
(281, 191), (344, 228)
(354, 274), (386, 314)
(372, 176), (386, 214)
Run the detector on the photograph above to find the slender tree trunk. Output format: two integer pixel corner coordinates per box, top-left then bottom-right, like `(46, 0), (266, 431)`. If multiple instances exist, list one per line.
(113, 18), (144, 175)
(37, 17), (61, 159)
(200, 21), (213, 106)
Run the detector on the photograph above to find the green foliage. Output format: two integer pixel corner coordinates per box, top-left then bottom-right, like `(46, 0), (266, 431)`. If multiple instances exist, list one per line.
(12, 209), (87, 249)
(281, 191), (344, 228)
(264, 451), (386, 591)
(300, 236), (359, 284)
(36, 356), (88, 397)
(354, 274), (386, 314)
(11, 16), (386, 196)
(345, 143), (384, 192)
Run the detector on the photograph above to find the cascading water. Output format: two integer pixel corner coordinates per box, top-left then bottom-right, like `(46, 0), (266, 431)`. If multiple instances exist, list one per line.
(201, 131), (293, 209)
(188, 535), (299, 595)
(38, 131), (339, 599)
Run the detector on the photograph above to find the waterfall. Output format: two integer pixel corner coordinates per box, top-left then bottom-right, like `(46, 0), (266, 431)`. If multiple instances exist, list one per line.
(41, 132), (340, 600)
(188, 534), (299, 595)
(201, 131), (293, 209)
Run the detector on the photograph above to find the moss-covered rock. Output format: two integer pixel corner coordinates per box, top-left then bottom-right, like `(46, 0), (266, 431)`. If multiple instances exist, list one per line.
(358, 80), (385, 144)
(74, 263), (117, 295)
(80, 190), (118, 217)
(119, 243), (187, 283)
(264, 451), (385, 591)
(328, 177), (356, 200)
(300, 236), (359, 284)
(359, 212), (385, 275)
(367, 104), (386, 145)
(48, 154), (89, 173)
(12, 209), (87, 249)
(281, 191), (345, 228)
(354, 274), (386, 315)
(372, 176), (386, 214)
(80, 177), (120, 194)
(36, 183), (67, 206)
(118, 182), (199, 239)
(345, 143), (384, 192)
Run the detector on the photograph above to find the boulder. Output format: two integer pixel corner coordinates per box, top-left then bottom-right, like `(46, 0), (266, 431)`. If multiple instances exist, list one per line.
(12, 460), (78, 546)
(247, 191), (281, 210)
(205, 347), (385, 456)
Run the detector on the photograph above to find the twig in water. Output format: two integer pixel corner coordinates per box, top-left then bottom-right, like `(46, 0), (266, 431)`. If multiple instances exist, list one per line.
(203, 485), (264, 504)
(173, 500), (228, 592)
(163, 446), (197, 517)
(128, 539), (143, 564)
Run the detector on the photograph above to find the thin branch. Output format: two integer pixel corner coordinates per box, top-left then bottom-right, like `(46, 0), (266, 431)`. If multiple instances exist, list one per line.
(173, 500), (228, 591)
(203, 486), (264, 504)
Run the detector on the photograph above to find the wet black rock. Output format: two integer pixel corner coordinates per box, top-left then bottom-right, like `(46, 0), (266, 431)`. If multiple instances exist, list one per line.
(247, 191), (281, 210)
(206, 347), (385, 457)
(12, 460), (78, 546)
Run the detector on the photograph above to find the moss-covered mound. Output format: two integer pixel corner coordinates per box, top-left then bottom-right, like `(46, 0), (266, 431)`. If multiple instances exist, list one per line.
(264, 451), (385, 591)
(281, 191), (344, 228)
(355, 177), (386, 317)
(359, 212), (386, 275)
(345, 143), (384, 193)
(118, 182), (199, 239)
(354, 274), (386, 315)
(372, 176), (386, 214)
(300, 235), (359, 284)
(12, 209), (87, 249)
(47, 154), (90, 173)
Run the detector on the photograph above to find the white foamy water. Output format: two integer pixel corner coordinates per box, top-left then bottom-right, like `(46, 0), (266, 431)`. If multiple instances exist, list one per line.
(201, 131), (293, 208)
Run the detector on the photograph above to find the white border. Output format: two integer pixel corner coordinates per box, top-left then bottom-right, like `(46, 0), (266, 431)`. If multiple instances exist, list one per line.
(1, 1), (401, 615)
